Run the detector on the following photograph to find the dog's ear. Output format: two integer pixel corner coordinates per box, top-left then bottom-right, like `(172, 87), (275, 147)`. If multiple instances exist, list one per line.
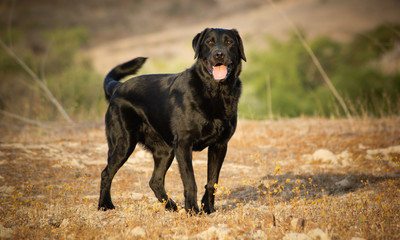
(192, 28), (211, 59)
(231, 29), (246, 62)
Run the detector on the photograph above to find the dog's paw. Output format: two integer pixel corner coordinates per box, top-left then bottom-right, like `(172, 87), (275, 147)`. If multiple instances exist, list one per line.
(165, 199), (178, 211)
(98, 202), (115, 211)
(201, 207), (215, 215)
(185, 206), (200, 216)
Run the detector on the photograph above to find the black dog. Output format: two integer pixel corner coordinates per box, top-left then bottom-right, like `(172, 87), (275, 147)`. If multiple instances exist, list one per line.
(98, 28), (246, 214)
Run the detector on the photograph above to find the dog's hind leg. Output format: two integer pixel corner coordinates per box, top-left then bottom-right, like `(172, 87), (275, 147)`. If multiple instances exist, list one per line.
(149, 147), (177, 211)
(98, 107), (138, 211)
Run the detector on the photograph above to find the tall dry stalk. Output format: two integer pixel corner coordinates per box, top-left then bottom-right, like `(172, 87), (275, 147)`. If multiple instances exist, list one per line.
(0, 39), (73, 124)
(266, 75), (273, 120)
(268, 0), (353, 122)
(1, 0), (73, 124)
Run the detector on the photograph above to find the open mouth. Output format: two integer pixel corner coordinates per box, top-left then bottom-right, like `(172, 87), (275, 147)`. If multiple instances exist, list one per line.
(211, 63), (229, 81)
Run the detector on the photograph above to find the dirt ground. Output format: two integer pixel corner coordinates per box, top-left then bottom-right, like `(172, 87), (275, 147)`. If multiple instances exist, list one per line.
(2, 0), (400, 238)
(0, 117), (399, 239)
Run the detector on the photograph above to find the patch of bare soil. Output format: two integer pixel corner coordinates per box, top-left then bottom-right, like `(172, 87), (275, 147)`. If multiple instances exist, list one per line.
(0, 117), (399, 239)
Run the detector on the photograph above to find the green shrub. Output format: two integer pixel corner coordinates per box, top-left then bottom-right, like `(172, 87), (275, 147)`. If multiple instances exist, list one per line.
(239, 24), (400, 119)
(0, 27), (105, 122)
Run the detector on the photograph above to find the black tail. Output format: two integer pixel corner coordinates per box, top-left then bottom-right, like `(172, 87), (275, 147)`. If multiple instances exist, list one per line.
(103, 57), (147, 102)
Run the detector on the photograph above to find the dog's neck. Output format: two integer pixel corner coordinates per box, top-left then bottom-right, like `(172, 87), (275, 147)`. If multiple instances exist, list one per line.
(189, 61), (241, 120)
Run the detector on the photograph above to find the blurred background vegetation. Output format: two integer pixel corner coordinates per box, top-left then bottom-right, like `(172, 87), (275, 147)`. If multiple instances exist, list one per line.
(0, 27), (104, 121)
(1, 0), (400, 123)
(240, 24), (400, 119)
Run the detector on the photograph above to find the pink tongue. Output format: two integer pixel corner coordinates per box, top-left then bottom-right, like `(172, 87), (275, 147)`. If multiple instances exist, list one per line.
(212, 65), (227, 80)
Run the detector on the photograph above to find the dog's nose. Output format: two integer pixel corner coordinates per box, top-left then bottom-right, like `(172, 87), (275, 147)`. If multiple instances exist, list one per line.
(214, 50), (225, 60)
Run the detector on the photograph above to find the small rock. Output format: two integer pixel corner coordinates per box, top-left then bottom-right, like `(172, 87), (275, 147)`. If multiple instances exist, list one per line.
(283, 233), (312, 240)
(252, 230), (267, 239)
(358, 144), (367, 149)
(60, 219), (69, 228)
(337, 150), (352, 166)
(129, 226), (146, 238)
(290, 218), (306, 232)
(195, 224), (234, 239)
(307, 228), (330, 240)
(335, 178), (351, 189)
(0, 224), (13, 238)
(312, 149), (339, 165)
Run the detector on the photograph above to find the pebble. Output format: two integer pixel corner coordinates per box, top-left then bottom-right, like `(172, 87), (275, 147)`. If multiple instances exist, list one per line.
(128, 226), (146, 238)
(283, 233), (312, 240)
(290, 217), (306, 232)
(283, 228), (330, 240)
(307, 228), (330, 240)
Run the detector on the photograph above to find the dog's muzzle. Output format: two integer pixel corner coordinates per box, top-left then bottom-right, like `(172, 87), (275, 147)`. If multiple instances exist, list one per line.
(208, 50), (231, 81)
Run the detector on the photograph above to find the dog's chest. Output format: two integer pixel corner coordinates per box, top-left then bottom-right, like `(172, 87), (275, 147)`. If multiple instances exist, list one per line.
(201, 119), (224, 137)
(192, 119), (227, 150)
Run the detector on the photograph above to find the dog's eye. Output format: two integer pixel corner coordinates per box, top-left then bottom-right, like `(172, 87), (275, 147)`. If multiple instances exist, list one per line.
(225, 40), (233, 46)
(206, 40), (215, 46)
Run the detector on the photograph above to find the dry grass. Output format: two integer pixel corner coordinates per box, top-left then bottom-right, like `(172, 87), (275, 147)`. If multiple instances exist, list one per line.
(0, 117), (399, 239)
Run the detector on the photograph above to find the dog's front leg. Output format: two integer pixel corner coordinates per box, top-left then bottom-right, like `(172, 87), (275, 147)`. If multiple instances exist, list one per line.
(201, 143), (227, 214)
(174, 140), (199, 214)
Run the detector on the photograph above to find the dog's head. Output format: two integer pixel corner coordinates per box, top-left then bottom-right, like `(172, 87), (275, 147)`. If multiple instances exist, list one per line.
(192, 28), (246, 81)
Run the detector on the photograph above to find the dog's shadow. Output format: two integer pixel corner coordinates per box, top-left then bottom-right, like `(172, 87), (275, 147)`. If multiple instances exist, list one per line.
(216, 172), (400, 211)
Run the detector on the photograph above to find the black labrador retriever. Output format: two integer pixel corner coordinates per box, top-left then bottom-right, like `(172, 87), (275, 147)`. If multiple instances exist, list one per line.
(98, 28), (246, 214)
